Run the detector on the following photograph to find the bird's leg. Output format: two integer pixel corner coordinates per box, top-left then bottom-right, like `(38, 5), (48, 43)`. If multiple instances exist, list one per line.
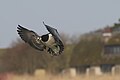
(47, 48), (57, 56)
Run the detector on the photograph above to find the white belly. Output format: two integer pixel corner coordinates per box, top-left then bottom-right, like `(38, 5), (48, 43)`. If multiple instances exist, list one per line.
(45, 36), (55, 47)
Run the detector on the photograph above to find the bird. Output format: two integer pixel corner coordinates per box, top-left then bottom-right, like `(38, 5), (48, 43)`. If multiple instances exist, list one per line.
(17, 22), (64, 56)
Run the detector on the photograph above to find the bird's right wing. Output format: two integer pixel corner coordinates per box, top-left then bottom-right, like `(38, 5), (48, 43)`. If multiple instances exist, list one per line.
(17, 25), (44, 51)
(43, 22), (64, 54)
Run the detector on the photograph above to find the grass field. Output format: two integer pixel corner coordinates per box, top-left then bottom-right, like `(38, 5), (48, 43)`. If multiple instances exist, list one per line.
(1, 73), (120, 80)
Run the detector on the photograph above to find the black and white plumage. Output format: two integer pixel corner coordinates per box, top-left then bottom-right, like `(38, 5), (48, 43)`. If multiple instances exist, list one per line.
(17, 22), (64, 56)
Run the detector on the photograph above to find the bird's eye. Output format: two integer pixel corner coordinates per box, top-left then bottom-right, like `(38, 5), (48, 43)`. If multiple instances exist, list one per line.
(37, 37), (39, 40)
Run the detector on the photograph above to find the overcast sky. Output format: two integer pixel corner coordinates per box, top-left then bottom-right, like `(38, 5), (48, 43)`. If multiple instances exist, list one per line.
(0, 0), (120, 48)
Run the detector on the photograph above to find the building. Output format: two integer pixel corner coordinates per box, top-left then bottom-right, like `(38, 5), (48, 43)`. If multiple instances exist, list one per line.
(102, 27), (112, 43)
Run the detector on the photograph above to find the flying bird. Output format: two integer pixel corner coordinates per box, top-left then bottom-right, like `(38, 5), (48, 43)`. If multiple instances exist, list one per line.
(17, 22), (64, 56)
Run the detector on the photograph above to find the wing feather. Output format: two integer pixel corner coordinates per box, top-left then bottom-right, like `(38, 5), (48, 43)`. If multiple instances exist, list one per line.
(17, 25), (44, 51)
(43, 22), (64, 53)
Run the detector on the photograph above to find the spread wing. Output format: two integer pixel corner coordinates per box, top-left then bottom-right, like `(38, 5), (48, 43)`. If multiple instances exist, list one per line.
(43, 22), (64, 53)
(17, 25), (44, 51)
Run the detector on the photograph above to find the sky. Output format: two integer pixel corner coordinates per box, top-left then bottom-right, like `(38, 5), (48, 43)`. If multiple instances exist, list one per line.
(0, 0), (120, 48)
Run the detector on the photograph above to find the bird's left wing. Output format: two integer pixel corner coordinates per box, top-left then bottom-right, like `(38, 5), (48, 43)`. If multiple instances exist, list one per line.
(43, 22), (64, 53)
(17, 25), (44, 51)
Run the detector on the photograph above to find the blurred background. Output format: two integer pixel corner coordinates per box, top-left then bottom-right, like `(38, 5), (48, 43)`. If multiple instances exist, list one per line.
(1, 0), (120, 80)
